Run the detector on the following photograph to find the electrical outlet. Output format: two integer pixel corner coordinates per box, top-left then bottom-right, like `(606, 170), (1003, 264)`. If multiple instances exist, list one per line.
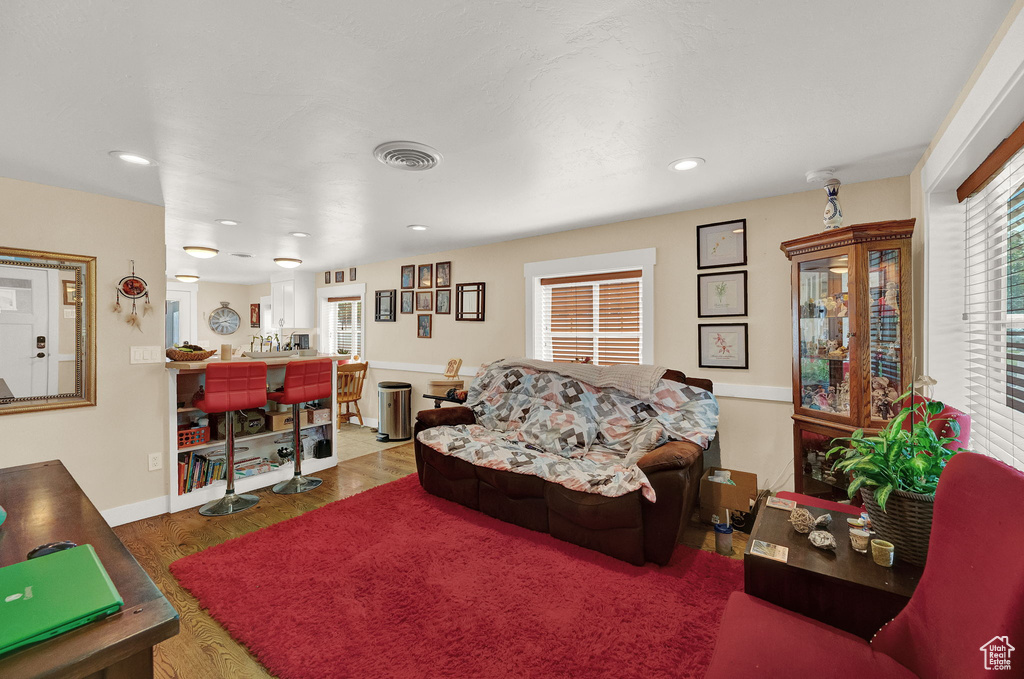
(148, 453), (162, 471)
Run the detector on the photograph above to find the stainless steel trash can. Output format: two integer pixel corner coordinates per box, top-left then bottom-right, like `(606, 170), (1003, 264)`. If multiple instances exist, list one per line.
(377, 381), (412, 442)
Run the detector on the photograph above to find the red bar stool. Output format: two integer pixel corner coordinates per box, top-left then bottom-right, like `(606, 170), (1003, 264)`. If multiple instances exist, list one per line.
(268, 358), (333, 494)
(194, 361), (269, 516)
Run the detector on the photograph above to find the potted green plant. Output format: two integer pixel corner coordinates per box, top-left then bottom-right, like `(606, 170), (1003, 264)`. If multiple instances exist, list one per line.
(826, 392), (968, 565)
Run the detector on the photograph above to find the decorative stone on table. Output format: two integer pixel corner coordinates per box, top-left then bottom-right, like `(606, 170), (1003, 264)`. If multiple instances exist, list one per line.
(814, 513), (833, 529)
(809, 530), (837, 550)
(789, 508), (815, 533)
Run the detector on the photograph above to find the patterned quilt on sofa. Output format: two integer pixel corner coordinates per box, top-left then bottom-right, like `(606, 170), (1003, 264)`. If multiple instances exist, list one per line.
(416, 361), (719, 502)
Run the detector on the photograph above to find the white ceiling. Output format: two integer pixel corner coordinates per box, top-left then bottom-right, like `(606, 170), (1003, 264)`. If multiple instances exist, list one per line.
(0, 1), (1014, 283)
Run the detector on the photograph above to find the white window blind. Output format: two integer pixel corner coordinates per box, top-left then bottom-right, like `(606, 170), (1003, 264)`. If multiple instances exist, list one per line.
(328, 297), (362, 356)
(538, 270), (643, 365)
(963, 143), (1024, 470)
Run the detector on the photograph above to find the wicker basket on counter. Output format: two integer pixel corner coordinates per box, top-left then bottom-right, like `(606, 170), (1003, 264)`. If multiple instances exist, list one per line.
(166, 348), (217, 362)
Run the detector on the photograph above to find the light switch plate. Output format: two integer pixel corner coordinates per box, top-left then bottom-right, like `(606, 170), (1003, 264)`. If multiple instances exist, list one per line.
(131, 345), (164, 364)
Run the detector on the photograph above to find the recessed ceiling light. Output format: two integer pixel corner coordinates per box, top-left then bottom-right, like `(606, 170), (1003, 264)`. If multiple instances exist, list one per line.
(231, 252), (254, 258)
(109, 150), (156, 166)
(183, 246), (219, 259)
(407, 225), (429, 231)
(216, 219), (239, 226)
(274, 258), (302, 268)
(668, 157), (705, 172)
(289, 231), (311, 238)
(174, 274), (200, 283)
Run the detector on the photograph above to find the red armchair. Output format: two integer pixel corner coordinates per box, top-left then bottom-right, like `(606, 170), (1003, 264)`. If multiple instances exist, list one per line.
(706, 452), (1024, 678)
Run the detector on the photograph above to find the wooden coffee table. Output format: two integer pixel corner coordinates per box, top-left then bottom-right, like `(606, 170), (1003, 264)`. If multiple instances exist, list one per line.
(743, 497), (923, 640)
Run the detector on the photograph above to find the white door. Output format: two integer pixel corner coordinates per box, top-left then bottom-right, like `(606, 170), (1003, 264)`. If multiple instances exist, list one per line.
(166, 282), (198, 348)
(0, 266), (56, 398)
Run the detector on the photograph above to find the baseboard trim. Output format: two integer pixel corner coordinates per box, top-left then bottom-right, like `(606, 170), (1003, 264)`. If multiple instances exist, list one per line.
(101, 494), (169, 527)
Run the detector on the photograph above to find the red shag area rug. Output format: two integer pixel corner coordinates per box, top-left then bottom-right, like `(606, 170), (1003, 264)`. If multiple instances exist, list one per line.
(171, 474), (743, 679)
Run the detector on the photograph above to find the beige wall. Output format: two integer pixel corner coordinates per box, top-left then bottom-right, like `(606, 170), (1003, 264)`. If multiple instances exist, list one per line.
(195, 280), (254, 349)
(0, 176), (167, 512)
(323, 176), (911, 489)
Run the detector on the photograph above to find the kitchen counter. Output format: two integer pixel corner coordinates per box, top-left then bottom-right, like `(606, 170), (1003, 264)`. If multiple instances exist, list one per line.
(165, 353), (348, 371)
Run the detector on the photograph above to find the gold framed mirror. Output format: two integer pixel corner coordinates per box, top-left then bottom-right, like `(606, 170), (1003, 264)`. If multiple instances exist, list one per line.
(0, 246), (96, 415)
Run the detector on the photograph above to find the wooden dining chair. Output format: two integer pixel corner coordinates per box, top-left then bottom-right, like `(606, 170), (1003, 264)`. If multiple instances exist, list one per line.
(336, 362), (368, 427)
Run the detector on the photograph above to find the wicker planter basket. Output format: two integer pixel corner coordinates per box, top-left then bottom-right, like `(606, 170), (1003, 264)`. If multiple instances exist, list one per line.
(860, 486), (935, 567)
(166, 348), (216, 362)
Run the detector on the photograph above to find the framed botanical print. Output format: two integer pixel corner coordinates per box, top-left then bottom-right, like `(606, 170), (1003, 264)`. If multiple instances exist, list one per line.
(697, 219), (747, 269)
(435, 261), (451, 288)
(698, 323), (749, 369)
(401, 265), (415, 289)
(417, 314), (432, 338)
(418, 264), (433, 288)
(249, 303), (260, 328)
(324, 271), (331, 285)
(455, 282), (485, 321)
(334, 270), (345, 283)
(697, 271), (748, 317)
(401, 290), (414, 314)
(375, 290), (396, 322)
(436, 288), (451, 314)
(416, 290), (433, 311)
(349, 267), (357, 281)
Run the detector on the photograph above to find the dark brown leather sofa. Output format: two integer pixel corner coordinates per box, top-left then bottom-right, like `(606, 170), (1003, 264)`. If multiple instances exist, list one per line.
(413, 371), (713, 566)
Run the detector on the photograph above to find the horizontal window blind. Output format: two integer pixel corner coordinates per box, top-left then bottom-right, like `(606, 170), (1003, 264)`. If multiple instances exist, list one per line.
(329, 297), (362, 357)
(963, 143), (1024, 470)
(539, 270), (642, 365)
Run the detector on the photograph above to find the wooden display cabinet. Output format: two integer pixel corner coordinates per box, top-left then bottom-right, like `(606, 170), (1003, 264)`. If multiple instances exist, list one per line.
(781, 219), (914, 499)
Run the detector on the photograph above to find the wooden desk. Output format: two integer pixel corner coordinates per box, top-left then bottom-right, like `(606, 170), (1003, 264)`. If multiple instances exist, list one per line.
(0, 461), (178, 678)
(744, 497), (922, 640)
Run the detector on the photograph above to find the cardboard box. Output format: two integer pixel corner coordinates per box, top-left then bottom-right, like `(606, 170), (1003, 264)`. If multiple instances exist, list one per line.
(265, 411), (296, 432)
(307, 408), (331, 425)
(699, 467), (758, 524)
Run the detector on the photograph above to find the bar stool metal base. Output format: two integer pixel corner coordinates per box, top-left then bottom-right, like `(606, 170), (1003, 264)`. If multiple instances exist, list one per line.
(199, 491), (260, 516)
(273, 475), (322, 495)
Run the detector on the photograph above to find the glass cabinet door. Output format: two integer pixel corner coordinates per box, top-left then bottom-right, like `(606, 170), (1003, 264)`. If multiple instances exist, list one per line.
(797, 254), (853, 420)
(867, 248), (903, 422)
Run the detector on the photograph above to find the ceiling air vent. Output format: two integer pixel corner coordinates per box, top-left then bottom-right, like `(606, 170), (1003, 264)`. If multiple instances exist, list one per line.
(373, 141), (442, 171)
(230, 252), (254, 258)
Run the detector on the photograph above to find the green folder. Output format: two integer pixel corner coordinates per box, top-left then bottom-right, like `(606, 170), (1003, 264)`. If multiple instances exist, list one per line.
(0, 544), (123, 655)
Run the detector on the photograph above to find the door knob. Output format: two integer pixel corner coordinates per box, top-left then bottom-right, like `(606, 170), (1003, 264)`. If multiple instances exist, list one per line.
(36, 353), (45, 358)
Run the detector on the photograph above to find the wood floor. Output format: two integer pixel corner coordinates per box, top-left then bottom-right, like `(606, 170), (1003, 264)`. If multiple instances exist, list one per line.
(115, 444), (744, 679)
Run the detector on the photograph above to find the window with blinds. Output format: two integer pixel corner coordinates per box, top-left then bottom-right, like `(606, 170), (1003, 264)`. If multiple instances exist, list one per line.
(538, 270), (643, 365)
(963, 143), (1024, 470)
(328, 297), (362, 356)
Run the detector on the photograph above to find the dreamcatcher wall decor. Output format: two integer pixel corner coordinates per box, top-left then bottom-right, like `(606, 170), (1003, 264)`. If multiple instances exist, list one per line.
(113, 260), (152, 330)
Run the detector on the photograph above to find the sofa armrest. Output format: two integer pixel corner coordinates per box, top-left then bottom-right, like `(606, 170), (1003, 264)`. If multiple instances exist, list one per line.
(415, 406), (476, 430)
(637, 440), (703, 474)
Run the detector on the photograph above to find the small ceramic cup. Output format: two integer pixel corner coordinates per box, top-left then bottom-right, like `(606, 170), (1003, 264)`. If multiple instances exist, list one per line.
(871, 539), (895, 567)
(846, 517), (865, 529)
(849, 529), (870, 553)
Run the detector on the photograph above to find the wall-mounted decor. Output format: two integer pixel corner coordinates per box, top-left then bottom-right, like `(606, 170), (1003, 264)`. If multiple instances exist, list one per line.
(697, 271), (748, 317)
(249, 302), (261, 328)
(375, 289), (396, 322)
(349, 267), (357, 281)
(335, 270), (345, 283)
(417, 314), (432, 338)
(418, 264), (433, 289)
(416, 291), (433, 311)
(401, 265), (415, 289)
(401, 290), (414, 314)
(63, 280), (77, 305)
(697, 219), (747, 270)
(698, 323), (749, 369)
(455, 282), (486, 321)
(436, 288), (451, 314)
(114, 259), (151, 330)
(436, 261), (451, 287)
(209, 301), (241, 335)
(324, 271), (331, 284)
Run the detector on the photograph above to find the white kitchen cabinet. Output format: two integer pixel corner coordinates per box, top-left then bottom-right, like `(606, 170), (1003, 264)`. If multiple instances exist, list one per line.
(270, 271), (315, 329)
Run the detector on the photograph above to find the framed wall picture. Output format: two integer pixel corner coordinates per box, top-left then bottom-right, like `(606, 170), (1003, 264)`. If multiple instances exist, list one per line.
(417, 314), (432, 338)
(324, 271), (331, 285)
(401, 290), (414, 314)
(435, 261), (451, 287)
(697, 219), (747, 269)
(62, 280), (77, 305)
(334, 270), (345, 283)
(416, 290), (433, 311)
(455, 282), (486, 321)
(418, 264), (433, 288)
(697, 271), (748, 317)
(249, 303), (261, 328)
(375, 289), (396, 322)
(436, 288), (451, 314)
(698, 323), (749, 369)
(401, 265), (415, 289)
(349, 267), (357, 281)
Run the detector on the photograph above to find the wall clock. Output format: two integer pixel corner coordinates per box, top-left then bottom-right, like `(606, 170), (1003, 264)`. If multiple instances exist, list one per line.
(209, 301), (241, 335)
